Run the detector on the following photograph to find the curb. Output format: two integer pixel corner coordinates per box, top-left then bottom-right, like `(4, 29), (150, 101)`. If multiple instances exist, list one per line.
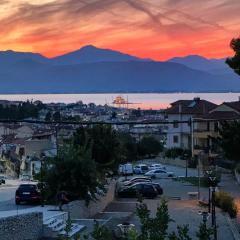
(225, 213), (240, 240)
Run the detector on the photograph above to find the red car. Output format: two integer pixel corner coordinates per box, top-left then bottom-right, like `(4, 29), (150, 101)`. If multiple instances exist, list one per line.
(15, 184), (41, 205)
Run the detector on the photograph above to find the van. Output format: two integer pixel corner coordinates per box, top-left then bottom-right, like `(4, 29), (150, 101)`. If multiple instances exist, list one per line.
(118, 163), (133, 176)
(133, 164), (149, 174)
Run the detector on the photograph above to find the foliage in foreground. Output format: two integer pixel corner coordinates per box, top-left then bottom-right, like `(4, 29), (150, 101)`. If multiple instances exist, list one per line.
(217, 121), (240, 163)
(214, 191), (238, 218)
(62, 200), (214, 240)
(226, 37), (240, 75)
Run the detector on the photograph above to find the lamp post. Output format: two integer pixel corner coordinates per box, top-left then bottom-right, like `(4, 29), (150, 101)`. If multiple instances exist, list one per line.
(207, 171), (217, 240)
(206, 170), (212, 213)
(198, 211), (209, 227)
(40, 154), (45, 207)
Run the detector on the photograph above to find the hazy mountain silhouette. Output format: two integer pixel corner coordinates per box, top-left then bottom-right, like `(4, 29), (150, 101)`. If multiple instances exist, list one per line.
(168, 55), (231, 74)
(51, 45), (151, 65)
(0, 46), (239, 93)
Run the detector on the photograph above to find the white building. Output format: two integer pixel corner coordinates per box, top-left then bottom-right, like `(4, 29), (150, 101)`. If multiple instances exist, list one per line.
(165, 98), (217, 150)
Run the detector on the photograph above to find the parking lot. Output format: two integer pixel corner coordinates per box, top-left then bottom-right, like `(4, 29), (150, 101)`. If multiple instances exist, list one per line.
(107, 166), (235, 240)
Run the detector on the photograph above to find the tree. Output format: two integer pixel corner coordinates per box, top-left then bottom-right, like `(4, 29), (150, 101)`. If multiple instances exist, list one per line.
(226, 37), (240, 75)
(45, 111), (52, 121)
(53, 111), (61, 121)
(118, 132), (138, 162)
(44, 143), (101, 203)
(217, 121), (240, 162)
(73, 125), (121, 169)
(196, 223), (214, 240)
(138, 136), (163, 158)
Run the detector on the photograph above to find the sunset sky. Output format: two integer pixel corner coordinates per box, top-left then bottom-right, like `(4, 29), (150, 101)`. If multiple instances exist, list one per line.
(0, 0), (239, 60)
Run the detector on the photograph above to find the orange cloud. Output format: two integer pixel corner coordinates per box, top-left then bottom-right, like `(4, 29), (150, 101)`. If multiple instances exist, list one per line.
(0, 0), (239, 60)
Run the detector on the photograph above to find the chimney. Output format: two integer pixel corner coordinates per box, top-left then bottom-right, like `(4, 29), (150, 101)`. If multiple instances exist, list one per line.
(194, 97), (200, 102)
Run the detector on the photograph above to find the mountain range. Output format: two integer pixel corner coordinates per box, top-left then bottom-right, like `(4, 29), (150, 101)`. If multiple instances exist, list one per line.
(0, 45), (239, 93)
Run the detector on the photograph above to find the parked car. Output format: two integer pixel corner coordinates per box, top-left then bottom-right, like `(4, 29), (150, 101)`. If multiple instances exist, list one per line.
(145, 169), (174, 178)
(20, 175), (31, 181)
(0, 176), (6, 184)
(122, 178), (152, 187)
(121, 176), (152, 183)
(149, 164), (166, 170)
(143, 182), (163, 195)
(116, 177), (152, 193)
(117, 183), (158, 198)
(15, 184), (41, 205)
(118, 163), (133, 176)
(133, 164), (149, 174)
(122, 181), (163, 195)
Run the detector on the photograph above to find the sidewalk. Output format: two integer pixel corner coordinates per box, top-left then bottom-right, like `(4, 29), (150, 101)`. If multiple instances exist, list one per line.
(0, 205), (63, 220)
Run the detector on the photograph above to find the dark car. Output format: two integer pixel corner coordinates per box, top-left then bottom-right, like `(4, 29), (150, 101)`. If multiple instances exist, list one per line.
(122, 181), (163, 195)
(117, 183), (158, 198)
(15, 184), (41, 205)
(147, 183), (163, 195)
(0, 176), (6, 185)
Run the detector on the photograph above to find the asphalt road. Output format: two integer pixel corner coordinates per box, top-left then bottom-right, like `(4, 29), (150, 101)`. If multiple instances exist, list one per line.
(0, 180), (37, 211)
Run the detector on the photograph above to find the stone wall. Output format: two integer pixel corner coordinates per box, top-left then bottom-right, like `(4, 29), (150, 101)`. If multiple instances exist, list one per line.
(0, 212), (43, 240)
(63, 180), (116, 219)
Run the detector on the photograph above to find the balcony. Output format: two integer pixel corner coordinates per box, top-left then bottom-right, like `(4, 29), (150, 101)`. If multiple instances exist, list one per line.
(193, 130), (218, 139)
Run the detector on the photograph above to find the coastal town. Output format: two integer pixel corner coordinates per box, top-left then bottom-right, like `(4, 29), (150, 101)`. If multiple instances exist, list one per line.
(0, 96), (240, 239)
(1, 0), (240, 239)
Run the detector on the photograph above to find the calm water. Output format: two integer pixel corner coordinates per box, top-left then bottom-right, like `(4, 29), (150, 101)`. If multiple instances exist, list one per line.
(0, 93), (240, 110)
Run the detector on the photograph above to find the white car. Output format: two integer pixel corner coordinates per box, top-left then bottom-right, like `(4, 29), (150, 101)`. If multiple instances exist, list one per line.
(133, 164), (149, 174)
(118, 163), (133, 176)
(149, 164), (166, 171)
(145, 169), (174, 178)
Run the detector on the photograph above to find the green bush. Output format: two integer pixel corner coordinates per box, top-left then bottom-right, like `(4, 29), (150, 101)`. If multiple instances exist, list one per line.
(165, 148), (191, 159)
(236, 164), (240, 174)
(214, 191), (238, 218)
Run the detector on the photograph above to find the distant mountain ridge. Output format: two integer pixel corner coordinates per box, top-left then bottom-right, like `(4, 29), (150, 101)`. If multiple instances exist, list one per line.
(168, 55), (231, 74)
(0, 45), (239, 93)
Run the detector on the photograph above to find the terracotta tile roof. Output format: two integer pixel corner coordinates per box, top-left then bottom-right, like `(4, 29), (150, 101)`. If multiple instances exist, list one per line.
(165, 98), (217, 115)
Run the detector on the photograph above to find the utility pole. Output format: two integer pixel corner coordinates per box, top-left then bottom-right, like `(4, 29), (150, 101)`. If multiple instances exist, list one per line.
(186, 117), (194, 178)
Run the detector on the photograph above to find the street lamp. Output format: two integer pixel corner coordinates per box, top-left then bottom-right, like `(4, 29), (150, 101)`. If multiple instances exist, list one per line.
(198, 211), (210, 227)
(40, 153), (46, 207)
(206, 170), (217, 240)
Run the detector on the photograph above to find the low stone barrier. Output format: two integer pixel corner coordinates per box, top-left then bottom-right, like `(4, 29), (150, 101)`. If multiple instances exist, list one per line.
(0, 212), (43, 240)
(63, 180), (116, 219)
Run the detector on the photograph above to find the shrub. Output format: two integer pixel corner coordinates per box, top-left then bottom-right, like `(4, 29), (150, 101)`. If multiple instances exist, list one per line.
(165, 148), (190, 159)
(236, 164), (240, 174)
(214, 191), (238, 218)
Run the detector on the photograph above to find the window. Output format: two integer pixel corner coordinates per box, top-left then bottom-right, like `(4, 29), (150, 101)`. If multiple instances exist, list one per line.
(173, 121), (178, 128)
(143, 185), (153, 191)
(173, 135), (179, 143)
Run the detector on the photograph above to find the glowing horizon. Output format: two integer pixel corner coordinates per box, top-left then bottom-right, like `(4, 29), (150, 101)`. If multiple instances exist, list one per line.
(0, 0), (239, 60)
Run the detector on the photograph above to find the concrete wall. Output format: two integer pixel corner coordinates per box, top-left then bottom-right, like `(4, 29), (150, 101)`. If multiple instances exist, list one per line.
(167, 114), (192, 149)
(63, 180), (116, 219)
(0, 212), (43, 240)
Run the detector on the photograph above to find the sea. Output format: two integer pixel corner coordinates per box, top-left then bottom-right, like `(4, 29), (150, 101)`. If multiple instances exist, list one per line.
(0, 93), (240, 110)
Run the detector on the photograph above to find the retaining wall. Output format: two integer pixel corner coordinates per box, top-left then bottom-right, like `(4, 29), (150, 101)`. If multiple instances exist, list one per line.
(63, 180), (116, 219)
(0, 212), (43, 240)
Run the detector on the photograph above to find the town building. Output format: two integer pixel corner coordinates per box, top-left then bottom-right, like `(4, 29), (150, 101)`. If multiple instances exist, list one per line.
(165, 97), (217, 150)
